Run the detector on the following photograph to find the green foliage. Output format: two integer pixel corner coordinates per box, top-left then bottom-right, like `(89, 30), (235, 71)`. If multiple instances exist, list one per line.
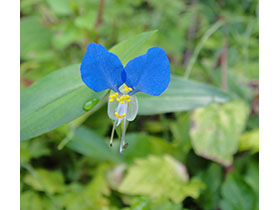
(197, 164), (223, 210)
(57, 165), (111, 210)
(20, 16), (52, 60)
(220, 173), (257, 210)
(20, 0), (258, 209)
(24, 168), (65, 194)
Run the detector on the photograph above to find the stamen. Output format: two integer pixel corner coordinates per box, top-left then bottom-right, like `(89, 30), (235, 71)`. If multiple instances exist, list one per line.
(109, 92), (120, 103)
(123, 84), (133, 92)
(109, 120), (117, 147)
(114, 112), (126, 119)
(120, 119), (127, 153)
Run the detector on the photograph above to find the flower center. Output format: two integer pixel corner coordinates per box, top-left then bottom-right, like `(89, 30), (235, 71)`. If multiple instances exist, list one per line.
(109, 84), (133, 119)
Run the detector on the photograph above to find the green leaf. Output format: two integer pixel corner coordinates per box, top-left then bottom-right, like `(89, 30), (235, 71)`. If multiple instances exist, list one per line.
(137, 76), (230, 115)
(118, 155), (205, 203)
(24, 169), (65, 194)
(67, 126), (122, 162)
(21, 31), (156, 141)
(197, 164), (223, 210)
(220, 173), (257, 210)
(20, 64), (105, 141)
(190, 100), (249, 166)
(110, 30), (157, 66)
(238, 129), (259, 154)
(20, 16), (52, 59)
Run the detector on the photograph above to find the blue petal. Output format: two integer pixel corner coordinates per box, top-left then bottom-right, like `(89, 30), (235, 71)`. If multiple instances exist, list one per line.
(124, 47), (170, 96)
(80, 43), (125, 92)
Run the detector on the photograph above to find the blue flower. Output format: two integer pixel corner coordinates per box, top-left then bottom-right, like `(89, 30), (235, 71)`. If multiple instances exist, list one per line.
(81, 43), (170, 152)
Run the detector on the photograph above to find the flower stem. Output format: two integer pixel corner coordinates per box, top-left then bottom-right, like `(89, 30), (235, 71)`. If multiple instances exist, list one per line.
(110, 120), (117, 147)
(120, 119), (127, 153)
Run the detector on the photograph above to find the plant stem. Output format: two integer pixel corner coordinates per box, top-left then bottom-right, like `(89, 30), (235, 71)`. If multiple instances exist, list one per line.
(183, 0), (199, 67)
(184, 20), (224, 79)
(221, 41), (228, 91)
(95, 0), (105, 42)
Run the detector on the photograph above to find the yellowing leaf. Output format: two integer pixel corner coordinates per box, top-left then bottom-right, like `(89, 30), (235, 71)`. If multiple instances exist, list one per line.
(119, 155), (205, 203)
(238, 130), (259, 154)
(190, 100), (249, 166)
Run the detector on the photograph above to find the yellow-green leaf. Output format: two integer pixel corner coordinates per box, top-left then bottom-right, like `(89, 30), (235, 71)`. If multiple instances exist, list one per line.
(190, 100), (249, 166)
(119, 155), (205, 203)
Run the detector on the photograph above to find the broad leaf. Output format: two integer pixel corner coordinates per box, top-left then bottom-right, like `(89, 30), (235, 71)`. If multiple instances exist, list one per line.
(118, 155), (205, 203)
(137, 76), (230, 115)
(190, 100), (249, 166)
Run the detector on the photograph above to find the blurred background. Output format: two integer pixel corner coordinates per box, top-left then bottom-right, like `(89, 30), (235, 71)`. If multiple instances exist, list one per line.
(20, 0), (259, 209)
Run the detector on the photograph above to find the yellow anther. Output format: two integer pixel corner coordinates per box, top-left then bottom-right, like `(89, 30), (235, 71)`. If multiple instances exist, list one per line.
(126, 99), (131, 102)
(125, 95), (130, 99)
(121, 101), (124, 104)
(120, 96), (125, 100)
(124, 84), (133, 92)
(109, 93), (120, 103)
(114, 112), (126, 119)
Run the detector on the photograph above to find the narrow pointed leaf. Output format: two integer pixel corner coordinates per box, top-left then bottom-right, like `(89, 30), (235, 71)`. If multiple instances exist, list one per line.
(137, 76), (230, 115)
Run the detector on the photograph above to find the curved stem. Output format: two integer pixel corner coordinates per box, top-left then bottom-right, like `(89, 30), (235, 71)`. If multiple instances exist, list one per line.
(184, 20), (225, 79)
